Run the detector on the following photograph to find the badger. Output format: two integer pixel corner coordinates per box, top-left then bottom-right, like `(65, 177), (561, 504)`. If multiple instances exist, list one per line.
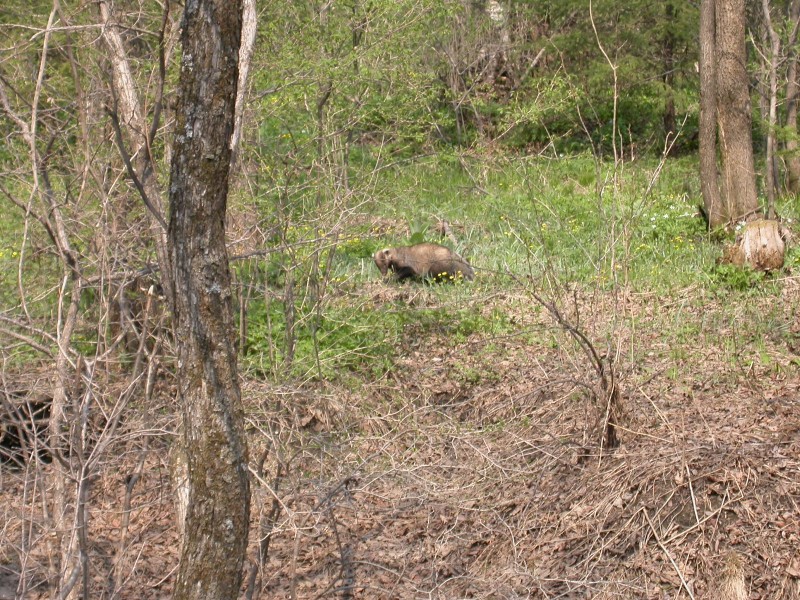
(373, 242), (474, 282)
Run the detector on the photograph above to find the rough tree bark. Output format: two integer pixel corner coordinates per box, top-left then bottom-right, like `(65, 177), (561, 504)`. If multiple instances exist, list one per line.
(699, 0), (760, 228)
(715, 0), (759, 221)
(699, 0), (724, 227)
(167, 1), (250, 599)
(699, 0), (785, 269)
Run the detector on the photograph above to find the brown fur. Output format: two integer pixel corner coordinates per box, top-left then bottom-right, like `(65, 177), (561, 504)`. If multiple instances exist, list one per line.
(373, 242), (474, 282)
(715, 552), (747, 600)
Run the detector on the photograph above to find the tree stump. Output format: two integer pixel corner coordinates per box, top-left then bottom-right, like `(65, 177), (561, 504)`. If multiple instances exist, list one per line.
(722, 219), (788, 271)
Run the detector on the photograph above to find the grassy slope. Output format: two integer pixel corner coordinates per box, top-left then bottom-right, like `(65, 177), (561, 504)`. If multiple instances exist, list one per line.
(242, 153), (800, 381)
(2, 154), (800, 598)
(236, 155), (800, 598)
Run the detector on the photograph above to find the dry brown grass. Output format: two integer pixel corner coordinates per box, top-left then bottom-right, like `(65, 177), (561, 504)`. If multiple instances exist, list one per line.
(2, 280), (800, 598)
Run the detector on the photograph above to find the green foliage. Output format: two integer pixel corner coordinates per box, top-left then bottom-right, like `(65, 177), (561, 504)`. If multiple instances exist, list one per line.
(252, 0), (700, 157)
(241, 288), (508, 382)
(237, 151), (753, 385)
(244, 296), (395, 381)
(255, 0), (452, 162)
(490, 0), (700, 154)
(362, 153), (729, 292)
(1, 0), (792, 389)
(0, 233), (21, 309)
(784, 239), (800, 271)
(338, 235), (379, 261)
(709, 264), (768, 292)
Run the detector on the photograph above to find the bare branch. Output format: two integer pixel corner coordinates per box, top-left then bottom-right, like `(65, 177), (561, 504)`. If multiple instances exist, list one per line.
(106, 106), (168, 231)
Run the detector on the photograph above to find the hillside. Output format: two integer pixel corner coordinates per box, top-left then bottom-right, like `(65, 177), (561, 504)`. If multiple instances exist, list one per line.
(3, 273), (799, 598)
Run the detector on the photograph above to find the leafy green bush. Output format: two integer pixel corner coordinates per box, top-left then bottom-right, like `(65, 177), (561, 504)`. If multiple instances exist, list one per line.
(709, 263), (767, 292)
(242, 285), (513, 382)
(243, 296), (399, 381)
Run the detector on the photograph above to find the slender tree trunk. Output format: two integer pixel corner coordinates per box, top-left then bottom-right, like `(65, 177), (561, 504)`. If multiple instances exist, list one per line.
(663, 3), (677, 145)
(761, 0), (780, 216)
(699, 0), (725, 227)
(45, 172), (84, 600)
(168, 1), (250, 599)
(716, 0), (760, 222)
(98, 0), (172, 301)
(230, 0), (257, 170)
(785, 0), (800, 193)
(1, 5), (85, 596)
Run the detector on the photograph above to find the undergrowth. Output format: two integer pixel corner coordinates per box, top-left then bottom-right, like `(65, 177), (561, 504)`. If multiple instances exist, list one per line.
(236, 154), (800, 384)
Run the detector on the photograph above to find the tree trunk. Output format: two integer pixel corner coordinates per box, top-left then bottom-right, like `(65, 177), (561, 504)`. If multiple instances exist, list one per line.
(168, 2), (250, 599)
(784, 0), (800, 193)
(699, 0), (725, 227)
(0, 8), (86, 596)
(98, 0), (173, 302)
(662, 3), (677, 145)
(761, 0), (780, 216)
(46, 174), (84, 600)
(723, 219), (786, 270)
(230, 0), (257, 170)
(716, 0), (760, 222)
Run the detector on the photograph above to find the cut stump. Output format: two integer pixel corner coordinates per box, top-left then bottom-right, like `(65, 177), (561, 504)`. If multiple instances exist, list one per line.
(721, 219), (788, 271)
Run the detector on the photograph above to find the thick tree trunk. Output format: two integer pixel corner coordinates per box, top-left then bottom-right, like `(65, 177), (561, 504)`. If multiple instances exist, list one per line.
(715, 0), (760, 222)
(699, 0), (725, 227)
(168, 2), (250, 599)
(723, 219), (786, 270)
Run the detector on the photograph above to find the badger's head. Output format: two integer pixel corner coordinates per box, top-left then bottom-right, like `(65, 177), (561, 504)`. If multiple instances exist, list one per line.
(373, 248), (392, 276)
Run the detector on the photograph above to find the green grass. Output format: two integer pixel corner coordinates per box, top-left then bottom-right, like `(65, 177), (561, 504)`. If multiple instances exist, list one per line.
(240, 287), (511, 382)
(235, 153), (800, 384)
(236, 155), (712, 379)
(357, 154), (720, 288)
(259, 152), (740, 293)
(5, 151), (792, 383)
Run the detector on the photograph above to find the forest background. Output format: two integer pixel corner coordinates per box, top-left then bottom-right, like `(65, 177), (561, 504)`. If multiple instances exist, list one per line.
(1, 0), (800, 598)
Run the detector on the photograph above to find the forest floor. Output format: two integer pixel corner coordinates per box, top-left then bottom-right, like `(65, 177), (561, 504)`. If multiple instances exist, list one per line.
(2, 276), (800, 599)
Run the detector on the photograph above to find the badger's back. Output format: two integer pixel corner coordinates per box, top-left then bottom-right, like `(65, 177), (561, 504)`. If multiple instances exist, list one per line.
(378, 243), (473, 281)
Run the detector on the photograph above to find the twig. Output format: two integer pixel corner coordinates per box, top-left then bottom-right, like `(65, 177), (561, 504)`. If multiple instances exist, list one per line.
(644, 510), (695, 599)
(663, 491), (743, 546)
(289, 476), (358, 600)
(105, 106), (168, 232)
(686, 463), (701, 528)
(110, 444), (149, 596)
